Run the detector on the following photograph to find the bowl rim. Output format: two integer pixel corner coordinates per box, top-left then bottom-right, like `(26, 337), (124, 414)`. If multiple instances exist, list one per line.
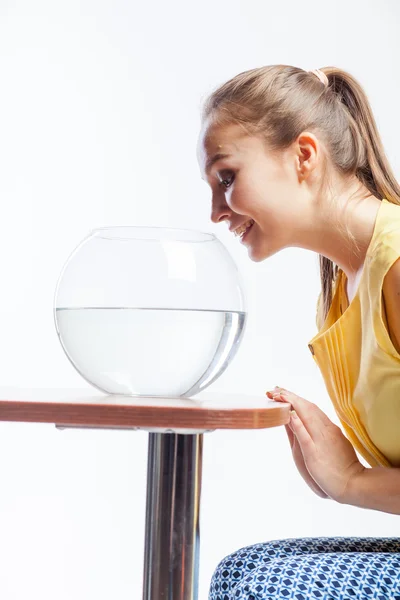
(90, 226), (217, 243)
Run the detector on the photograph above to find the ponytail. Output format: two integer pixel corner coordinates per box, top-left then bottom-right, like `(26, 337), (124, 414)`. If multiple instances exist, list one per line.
(317, 68), (400, 327)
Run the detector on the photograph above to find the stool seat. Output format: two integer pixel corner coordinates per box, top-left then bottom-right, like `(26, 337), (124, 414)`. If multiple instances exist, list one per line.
(0, 387), (290, 432)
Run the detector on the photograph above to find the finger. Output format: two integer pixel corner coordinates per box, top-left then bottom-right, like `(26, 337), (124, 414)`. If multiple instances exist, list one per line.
(269, 391), (327, 445)
(266, 386), (287, 397)
(267, 388), (309, 409)
(284, 423), (295, 449)
(267, 390), (332, 443)
(266, 391), (291, 403)
(279, 389), (311, 406)
(289, 410), (314, 453)
(280, 390), (331, 426)
(292, 434), (329, 498)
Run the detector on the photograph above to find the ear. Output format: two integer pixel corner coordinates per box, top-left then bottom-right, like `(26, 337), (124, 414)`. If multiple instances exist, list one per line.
(295, 131), (319, 182)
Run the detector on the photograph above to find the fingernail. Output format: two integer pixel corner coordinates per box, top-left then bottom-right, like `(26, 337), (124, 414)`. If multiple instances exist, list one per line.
(290, 410), (298, 419)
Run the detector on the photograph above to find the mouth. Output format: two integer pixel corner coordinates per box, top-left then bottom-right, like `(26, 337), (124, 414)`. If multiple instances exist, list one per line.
(233, 218), (255, 242)
(240, 220), (254, 243)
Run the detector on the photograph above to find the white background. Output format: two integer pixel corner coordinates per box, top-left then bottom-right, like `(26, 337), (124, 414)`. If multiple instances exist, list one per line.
(0, 0), (399, 598)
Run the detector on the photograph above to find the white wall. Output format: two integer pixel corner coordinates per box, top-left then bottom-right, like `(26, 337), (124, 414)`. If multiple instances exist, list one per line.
(0, 1), (399, 598)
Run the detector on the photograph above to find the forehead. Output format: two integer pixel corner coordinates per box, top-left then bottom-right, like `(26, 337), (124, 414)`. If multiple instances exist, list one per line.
(197, 121), (250, 177)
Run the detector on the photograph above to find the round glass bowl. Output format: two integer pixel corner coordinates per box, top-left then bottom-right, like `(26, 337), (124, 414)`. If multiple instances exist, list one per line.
(54, 226), (247, 397)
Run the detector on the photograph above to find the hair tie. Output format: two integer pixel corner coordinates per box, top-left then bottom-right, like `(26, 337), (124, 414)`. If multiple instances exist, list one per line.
(309, 69), (329, 88)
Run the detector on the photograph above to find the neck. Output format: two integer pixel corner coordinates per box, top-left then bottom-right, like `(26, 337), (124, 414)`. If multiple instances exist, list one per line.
(293, 183), (382, 281)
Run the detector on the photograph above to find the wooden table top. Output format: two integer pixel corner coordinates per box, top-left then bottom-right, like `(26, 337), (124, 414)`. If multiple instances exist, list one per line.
(0, 387), (290, 432)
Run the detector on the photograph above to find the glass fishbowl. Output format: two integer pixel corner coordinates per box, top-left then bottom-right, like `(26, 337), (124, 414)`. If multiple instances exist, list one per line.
(54, 226), (247, 397)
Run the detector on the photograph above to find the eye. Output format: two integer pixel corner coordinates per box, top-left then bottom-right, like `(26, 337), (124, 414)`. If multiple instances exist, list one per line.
(218, 174), (235, 191)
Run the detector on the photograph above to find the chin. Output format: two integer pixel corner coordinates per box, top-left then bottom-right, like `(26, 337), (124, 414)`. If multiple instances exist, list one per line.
(247, 242), (277, 263)
(247, 247), (267, 262)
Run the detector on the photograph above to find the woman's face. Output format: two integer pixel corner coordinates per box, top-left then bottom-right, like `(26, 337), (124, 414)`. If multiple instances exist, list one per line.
(197, 119), (314, 262)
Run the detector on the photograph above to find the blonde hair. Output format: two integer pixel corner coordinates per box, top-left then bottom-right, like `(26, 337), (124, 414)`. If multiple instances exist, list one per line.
(200, 65), (400, 328)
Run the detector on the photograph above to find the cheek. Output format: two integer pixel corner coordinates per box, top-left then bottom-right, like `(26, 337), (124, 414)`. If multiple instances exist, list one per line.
(225, 190), (246, 215)
(228, 181), (261, 215)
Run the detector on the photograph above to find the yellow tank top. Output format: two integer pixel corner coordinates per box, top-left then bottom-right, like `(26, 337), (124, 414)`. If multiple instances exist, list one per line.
(307, 198), (400, 468)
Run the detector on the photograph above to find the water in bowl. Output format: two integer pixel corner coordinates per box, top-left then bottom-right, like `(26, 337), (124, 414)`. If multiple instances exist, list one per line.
(55, 307), (246, 397)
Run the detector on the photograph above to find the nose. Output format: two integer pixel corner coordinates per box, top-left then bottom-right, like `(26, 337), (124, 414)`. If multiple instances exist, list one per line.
(210, 198), (231, 224)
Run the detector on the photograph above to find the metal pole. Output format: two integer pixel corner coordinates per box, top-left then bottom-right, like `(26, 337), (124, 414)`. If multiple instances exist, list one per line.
(142, 432), (203, 600)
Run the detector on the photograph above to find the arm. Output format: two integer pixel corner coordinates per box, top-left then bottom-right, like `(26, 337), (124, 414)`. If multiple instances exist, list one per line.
(268, 387), (400, 515)
(342, 466), (400, 515)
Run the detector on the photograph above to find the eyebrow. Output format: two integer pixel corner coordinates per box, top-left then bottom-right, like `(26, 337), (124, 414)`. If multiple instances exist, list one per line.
(205, 152), (231, 175)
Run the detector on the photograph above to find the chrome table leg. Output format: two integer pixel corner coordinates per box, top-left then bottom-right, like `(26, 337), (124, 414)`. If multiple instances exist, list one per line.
(142, 432), (203, 600)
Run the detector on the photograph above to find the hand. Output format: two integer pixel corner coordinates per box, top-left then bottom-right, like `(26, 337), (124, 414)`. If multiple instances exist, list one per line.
(283, 421), (329, 499)
(266, 387), (366, 502)
(268, 387), (328, 498)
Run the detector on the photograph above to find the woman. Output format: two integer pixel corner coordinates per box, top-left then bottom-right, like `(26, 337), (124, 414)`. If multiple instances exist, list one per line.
(197, 65), (400, 600)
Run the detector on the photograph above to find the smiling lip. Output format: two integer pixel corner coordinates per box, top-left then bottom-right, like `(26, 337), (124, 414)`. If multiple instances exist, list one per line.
(240, 221), (254, 243)
(231, 219), (254, 236)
